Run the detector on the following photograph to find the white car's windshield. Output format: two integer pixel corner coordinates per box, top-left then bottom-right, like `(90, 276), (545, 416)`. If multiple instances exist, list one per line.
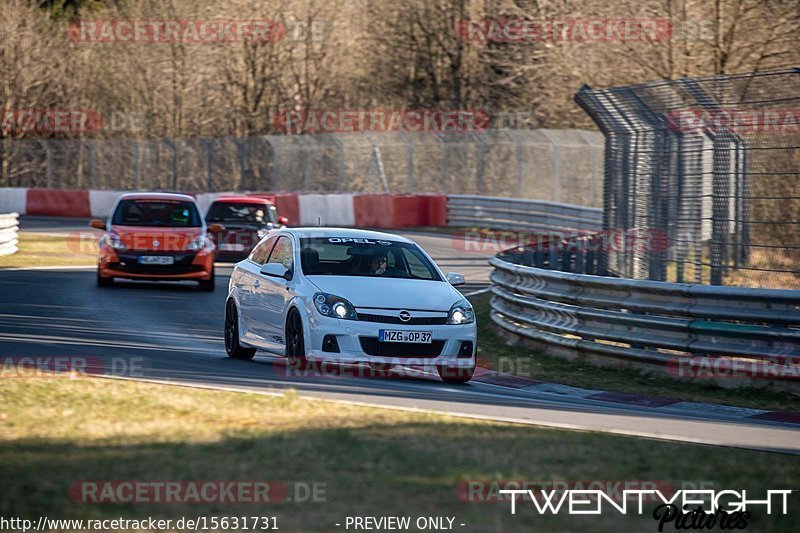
(299, 237), (442, 281)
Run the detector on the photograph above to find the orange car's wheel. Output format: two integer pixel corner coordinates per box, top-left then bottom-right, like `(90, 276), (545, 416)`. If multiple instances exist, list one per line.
(198, 267), (215, 292)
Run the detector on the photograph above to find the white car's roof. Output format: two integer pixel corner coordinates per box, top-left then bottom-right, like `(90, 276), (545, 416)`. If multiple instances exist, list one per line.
(284, 227), (414, 244)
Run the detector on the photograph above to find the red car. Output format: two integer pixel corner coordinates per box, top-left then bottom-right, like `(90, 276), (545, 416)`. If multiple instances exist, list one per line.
(91, 192), (221, 291)
(205, 196), (288, 261)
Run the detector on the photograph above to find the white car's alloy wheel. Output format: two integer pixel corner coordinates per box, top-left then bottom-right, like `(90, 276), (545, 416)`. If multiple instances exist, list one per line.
(285, 310), (308, 369)
(225, 301), (256, 360)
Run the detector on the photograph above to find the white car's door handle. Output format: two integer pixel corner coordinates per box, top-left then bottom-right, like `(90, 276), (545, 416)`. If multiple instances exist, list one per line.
(253, 279), (260, 288)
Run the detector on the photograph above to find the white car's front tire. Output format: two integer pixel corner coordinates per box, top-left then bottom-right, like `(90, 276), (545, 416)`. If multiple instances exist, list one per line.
(437, 363), (475, 384)
(225, 300), (256, 360)
(285, 309), (308, 369)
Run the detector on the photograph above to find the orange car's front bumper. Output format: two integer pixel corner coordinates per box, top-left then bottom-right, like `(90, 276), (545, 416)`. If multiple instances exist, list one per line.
(97, 246), (215, 281)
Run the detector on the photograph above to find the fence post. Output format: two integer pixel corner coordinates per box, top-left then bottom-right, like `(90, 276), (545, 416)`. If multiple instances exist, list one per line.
(302, 137), (310, 191)
(162, 139), (177, 191)
(130, 139), (141, 190)
(200, 139), (213, 191)
(274, 142), (282, 191)
(332, 137), (346, 192)
(540, 129), (561, 202)
(474, 132), (485, 194)
(41, 139), (54, 188)
(438, 133), (449, 194)
(403, 133), (414, 193)
(84, 139), (97, 189)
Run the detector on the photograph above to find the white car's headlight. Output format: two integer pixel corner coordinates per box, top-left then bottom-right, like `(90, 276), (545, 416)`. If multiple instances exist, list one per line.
(313, 292), (358, 320)
(186, 234), (206, 251)
(447, 299), (474, 325)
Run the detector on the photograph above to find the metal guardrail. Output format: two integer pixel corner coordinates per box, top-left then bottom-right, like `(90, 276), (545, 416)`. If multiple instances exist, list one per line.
(447, 195), (602, 232)
(488, 252), (800, 387)
(0, 213), (19, 256)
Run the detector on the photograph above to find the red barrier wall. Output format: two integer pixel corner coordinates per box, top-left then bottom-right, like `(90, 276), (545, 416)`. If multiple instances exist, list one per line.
(394, 195), (447, 227)
(16, 189), (445, 228)
(353, 194), (447, 228)
(272, 194), (300, 226)
(353, 195), (393, 228)
(424, 195), (447, 227)
(26, 189), (91, 217)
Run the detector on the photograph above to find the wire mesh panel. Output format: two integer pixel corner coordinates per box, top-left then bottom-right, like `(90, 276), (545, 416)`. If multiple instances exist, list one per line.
(0, 129), (603, 206)
(575, 67), (800, 289)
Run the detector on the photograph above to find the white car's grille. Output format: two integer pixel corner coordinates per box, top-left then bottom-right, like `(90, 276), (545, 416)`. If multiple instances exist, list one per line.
(356, 312), (447, 325)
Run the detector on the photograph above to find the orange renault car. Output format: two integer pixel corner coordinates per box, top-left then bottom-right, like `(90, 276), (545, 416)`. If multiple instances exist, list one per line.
(90, 192), (222, 291)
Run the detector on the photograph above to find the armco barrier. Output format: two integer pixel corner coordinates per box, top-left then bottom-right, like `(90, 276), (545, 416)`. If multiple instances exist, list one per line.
(0, 213), (20, 256)
(489, 254), (800, 390)
(448, 194), (602, 232)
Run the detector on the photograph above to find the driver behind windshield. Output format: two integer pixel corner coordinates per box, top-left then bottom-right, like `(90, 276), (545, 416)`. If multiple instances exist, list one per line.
(368, 251), (404, 277)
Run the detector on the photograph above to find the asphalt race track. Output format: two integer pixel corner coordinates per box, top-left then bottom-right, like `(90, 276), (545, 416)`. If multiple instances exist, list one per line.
(2, 217), (799, 454)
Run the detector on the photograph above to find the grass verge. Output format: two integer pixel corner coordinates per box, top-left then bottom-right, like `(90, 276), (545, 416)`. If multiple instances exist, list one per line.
(1, 378), (798, 532)
(470, 294), (800, 412)
(0, 232), (96, 268)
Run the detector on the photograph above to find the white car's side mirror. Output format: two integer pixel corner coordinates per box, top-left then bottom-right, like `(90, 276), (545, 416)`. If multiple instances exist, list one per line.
(260, 262), (290, 280)
(445, 272), (465, 286)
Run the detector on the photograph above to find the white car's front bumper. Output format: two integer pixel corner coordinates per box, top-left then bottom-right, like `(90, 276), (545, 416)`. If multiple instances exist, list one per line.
(303, 310), (477, 367)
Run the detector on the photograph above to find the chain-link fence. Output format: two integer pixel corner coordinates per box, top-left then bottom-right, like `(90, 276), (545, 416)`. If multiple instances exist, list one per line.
(0, 129), (603, 207)
(575, 66), (800, 289)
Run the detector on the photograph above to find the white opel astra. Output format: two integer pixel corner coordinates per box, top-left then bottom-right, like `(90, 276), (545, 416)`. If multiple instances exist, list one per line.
(224, 228), (477, 383)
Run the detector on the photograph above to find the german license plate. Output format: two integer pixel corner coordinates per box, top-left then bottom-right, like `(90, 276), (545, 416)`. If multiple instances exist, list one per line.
(138, 256), (174, 265)
(379, 330), (432, 343)
(220, 243), (246, 251)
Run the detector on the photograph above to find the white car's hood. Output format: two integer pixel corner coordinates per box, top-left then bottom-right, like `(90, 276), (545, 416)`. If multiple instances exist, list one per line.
(306, 276), (461, 311)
